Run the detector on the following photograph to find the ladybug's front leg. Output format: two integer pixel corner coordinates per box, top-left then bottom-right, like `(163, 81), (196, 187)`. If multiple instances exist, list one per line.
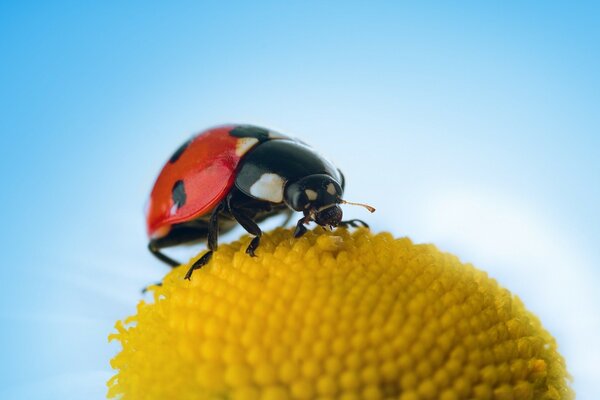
(293, 216), (311, 238)
(184, 201), (225, 280)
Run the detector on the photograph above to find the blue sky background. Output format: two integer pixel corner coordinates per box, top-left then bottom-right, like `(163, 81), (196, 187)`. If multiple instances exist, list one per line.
(1, 2), (598, 399)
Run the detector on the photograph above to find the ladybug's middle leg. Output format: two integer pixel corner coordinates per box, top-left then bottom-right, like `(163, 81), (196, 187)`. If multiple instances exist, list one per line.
(184, 201), (225, 280)
(293, 215), (311, 238)
(230, 208), (263, 257)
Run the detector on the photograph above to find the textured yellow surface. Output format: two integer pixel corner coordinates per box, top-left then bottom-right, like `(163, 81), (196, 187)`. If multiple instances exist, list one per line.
(108, 228), (572, 399)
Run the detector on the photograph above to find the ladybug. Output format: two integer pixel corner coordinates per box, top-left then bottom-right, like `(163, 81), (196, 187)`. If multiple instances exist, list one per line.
(146, 124), (375, 279)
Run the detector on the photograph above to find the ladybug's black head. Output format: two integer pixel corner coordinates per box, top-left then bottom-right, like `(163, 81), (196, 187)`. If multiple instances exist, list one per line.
(284, 174), (344, 227)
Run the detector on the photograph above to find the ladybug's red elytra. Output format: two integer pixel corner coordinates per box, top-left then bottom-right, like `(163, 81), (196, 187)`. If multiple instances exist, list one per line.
(146, 124), (375, 279)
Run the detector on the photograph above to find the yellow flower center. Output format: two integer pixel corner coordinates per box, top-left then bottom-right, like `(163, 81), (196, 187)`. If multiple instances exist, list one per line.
(108, 228), (572, 400)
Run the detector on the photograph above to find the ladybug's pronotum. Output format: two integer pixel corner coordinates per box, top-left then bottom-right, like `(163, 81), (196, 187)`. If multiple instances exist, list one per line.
(146, 124), (374, 279)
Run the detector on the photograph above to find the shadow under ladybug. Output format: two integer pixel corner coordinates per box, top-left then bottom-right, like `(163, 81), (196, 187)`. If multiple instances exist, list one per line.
(145, 124), (375, 281)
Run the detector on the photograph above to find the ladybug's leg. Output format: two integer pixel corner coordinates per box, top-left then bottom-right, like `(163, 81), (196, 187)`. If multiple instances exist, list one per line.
(293, 216), (311, 238)
(148, 223), (212, 268)
(339, 219), (370, 229)
(148, 242), (180, 267)
(230, 208), (263, 257)
(145, 238), (186, 293)
(184, 201), (225, 280)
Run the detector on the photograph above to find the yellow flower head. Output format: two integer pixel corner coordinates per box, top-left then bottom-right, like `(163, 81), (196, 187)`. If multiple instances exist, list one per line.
(108, 228), (572, 400)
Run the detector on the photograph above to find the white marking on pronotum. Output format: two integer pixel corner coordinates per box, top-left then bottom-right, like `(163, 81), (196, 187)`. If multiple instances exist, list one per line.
(170, 204), (178, 216)
(326, 183), (336, 195)
(305, 189), (318, 201)
(235, 138), (259, 156)
(250, 173), (285, 203)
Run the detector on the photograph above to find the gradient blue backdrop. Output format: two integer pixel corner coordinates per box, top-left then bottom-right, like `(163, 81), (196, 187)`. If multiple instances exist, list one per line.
(1, 2), (598, 399)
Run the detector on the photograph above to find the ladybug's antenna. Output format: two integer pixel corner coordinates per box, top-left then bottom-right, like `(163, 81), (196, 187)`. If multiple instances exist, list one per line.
(339, 199), (376, 213)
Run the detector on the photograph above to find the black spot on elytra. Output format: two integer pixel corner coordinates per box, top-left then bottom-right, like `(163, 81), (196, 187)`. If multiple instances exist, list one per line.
(172, 180), (187, 209)
(169, 138), (193, 164)
(229, 125), (270, 141)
